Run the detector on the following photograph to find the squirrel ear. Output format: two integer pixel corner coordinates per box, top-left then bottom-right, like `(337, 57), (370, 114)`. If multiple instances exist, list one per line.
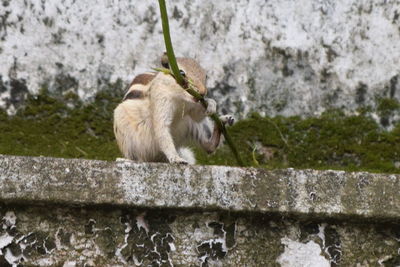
(161, 52), (169, 68)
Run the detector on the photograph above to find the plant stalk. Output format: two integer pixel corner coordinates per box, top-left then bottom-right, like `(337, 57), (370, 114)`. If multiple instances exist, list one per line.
(157, 0), (244, 166)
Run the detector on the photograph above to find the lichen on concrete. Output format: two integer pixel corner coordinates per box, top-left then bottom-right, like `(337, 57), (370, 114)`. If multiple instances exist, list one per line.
(0, 155), (399, 265)
(0, 206), (398, 266)
(1, 155), (400, 222)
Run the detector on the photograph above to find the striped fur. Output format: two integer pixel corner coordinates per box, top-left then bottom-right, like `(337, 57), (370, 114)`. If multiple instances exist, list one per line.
(113, 57), (232, 164)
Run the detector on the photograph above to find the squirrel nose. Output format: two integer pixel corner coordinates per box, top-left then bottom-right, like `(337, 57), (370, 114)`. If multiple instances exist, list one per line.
(198, 84), (207, 97)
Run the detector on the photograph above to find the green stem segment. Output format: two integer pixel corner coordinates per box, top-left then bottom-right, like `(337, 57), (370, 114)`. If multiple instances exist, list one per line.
(157, 0), (244, 166)
(158, 0), (184, 86)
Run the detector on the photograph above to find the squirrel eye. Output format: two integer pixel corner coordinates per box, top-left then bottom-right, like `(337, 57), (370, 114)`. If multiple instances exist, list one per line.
(179, 69), (186, 77)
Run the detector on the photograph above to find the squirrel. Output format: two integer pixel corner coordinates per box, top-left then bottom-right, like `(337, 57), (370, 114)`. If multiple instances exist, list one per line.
(113, 54), (234, 164)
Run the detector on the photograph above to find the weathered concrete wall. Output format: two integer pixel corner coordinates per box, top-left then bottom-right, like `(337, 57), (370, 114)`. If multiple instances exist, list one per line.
(1, 206), (399, 266)
(0, 154), (399, 266)
(1, 0), (400, 120)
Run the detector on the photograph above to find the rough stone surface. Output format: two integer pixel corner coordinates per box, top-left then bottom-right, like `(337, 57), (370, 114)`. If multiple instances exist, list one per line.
(1, 0), (400, 119)
(0, 156), (400, 267)
(0, 154), (400, 265)
(1, 155), (400, 222)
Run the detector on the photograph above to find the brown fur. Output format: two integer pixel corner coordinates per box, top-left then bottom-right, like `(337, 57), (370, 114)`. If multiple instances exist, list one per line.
(129, 73), (156, 87)
(113, 56), (232, 164)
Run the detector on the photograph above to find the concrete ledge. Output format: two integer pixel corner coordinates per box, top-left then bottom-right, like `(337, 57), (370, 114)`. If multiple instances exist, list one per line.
(0, 154), (399, 221)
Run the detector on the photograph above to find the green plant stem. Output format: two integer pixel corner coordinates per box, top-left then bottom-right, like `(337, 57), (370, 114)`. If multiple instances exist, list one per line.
(157, 0), (244, 166)
(158, 0), (184, 86)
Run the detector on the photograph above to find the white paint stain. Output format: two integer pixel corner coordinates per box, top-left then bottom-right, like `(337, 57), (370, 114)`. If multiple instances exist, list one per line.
(62, 261), (76, 267)
(318, 223), (327, 248)
(0, 234), (14, 250)
(4, 211), (17, 226)
(36, 258), (56, 266)
(132, 255), (143, 266)
(136, 213), (149, 234)
(115, 220), (132, 264)
(150, 232), (159, 243)
(4, 247), (22, 265)
(277, 238), (330, 267)
(169, 242), (176, 252)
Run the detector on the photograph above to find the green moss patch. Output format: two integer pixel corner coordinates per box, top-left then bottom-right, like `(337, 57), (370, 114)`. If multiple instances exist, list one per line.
(0, 89), (399, 173)
(0, 86), (123, 161)
(196, 109), (400, 173)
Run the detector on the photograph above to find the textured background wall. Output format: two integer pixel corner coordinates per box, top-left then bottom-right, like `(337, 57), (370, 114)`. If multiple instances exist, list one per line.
(1, 0), (400, 118)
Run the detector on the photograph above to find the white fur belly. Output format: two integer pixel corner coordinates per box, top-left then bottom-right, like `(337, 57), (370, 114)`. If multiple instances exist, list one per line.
(114, 100), (161, 161)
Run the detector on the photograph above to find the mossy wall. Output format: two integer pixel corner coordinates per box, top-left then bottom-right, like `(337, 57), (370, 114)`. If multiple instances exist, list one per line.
(0, 88), (399, 174)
